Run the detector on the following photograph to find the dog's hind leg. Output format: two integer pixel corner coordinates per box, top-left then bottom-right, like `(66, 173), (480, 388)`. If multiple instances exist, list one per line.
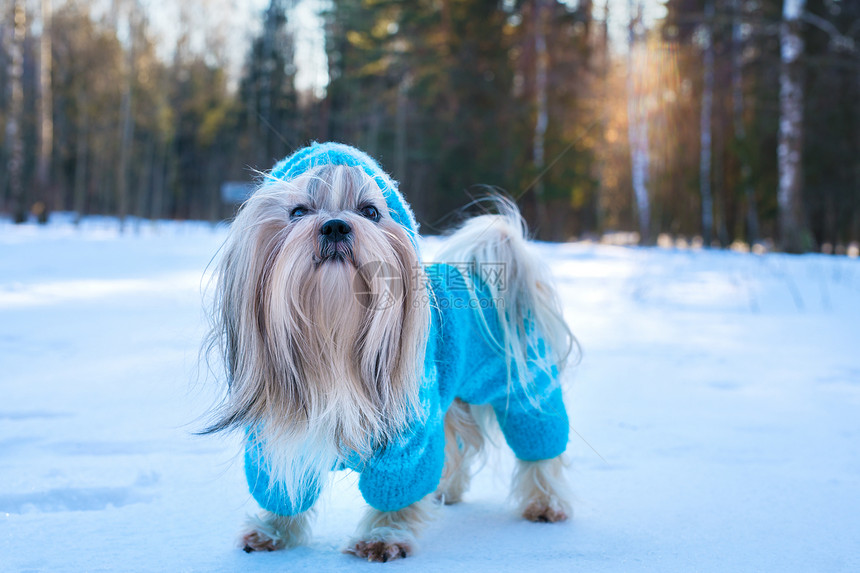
(435, 398), (485, 505)
(239, 509), (313, 552)
(345, 496), (436, 562)
(511, 455), (572, 523)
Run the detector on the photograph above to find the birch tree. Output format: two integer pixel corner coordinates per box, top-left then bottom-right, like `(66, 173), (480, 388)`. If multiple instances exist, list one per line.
(5, 0), (26, 222)
(532, 0), (549, 237)
(627, 0), (651, 244)
(116, 4), (137, 230)
(593, 0), (610, 233)
(37, 0), (53, 216)
(778, 0), (807, 252)
(72, 82), (89, 223)
(699, 0), (714, 246)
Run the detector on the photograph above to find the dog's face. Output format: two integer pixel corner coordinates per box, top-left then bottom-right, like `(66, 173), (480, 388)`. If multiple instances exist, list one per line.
(271, 165), (408, 269)
(206, 165), (428, 479)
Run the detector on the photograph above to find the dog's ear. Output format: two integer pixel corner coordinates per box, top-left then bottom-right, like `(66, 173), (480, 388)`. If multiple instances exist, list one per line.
(202, 217), (277, 435)
(201, 188), (319, 436)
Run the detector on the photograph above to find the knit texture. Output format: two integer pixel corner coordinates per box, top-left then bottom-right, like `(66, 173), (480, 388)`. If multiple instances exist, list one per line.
(268, 141), (420, 250)
(245, 143), (569, 514)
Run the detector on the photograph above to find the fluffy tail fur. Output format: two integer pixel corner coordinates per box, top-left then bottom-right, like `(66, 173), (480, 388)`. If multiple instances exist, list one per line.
(434, 197), (577, 404)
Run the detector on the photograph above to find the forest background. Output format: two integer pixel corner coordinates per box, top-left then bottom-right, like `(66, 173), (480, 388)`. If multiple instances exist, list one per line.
(1, 0), (858, 253)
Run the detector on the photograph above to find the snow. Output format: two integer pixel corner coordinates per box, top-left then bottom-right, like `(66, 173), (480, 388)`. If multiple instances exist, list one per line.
(2, 216), (859, 572)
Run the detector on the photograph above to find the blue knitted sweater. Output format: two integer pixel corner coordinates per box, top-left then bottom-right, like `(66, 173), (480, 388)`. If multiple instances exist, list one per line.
(244, 143), (569, 514)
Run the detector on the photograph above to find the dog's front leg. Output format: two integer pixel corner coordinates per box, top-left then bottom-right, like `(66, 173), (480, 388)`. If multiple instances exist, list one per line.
(345, 496), (435, 562)
(239, 509), (313, 552)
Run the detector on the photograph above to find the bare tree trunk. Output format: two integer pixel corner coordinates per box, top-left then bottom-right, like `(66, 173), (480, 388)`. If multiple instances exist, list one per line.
(855, 71), (860, 244)
(732, 0), (759, 245)
(205, 148), (220, 225)
(713, 22), (729, 248)
(6, 0), (26, 223)
(136, 134), (155, 221)
(778, 0), (807, 253)
(367, 96), (381, 157)
(151, 137), (168, 221)
(395, 74), (409, 186)
(117, 8), (136, 231)
(533, 0), (549, 239)
(37, 0), (53, 216)
(260, 1), (275, 160)
(626, 0), (651, 245)
(73, 84), (89, 224)
(96, 144), (111, 214)
(699, 0), (715, 247)
(714, 106), (729, 246)
(593, 0), (610, 235)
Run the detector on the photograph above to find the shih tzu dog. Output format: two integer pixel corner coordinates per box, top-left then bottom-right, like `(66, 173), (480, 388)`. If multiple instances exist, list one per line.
(203, 142), (575, 562)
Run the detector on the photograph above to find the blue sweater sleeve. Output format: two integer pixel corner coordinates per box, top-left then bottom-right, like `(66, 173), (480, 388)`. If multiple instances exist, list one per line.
(490, 366), (569, 462)
(244, 432), (322, 516)
(357, 362), (446, 512)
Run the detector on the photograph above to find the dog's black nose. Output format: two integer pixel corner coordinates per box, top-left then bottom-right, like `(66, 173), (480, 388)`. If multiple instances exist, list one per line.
(320, 219), (352, 242)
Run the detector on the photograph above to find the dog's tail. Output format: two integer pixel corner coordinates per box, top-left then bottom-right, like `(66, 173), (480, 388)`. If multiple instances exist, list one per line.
(434, 197), (577, 405)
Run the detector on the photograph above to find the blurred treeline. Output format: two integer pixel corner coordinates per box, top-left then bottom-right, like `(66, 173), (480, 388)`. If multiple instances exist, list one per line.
(1, 0), (859, 251)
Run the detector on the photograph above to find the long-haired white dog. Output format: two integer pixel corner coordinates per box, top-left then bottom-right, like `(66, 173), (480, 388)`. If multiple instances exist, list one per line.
(203, 142), (575, 562)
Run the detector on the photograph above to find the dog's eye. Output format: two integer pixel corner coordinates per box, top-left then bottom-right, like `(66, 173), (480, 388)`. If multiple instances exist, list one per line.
(359, 205), (380, 222)
(290, 206), (309, 220)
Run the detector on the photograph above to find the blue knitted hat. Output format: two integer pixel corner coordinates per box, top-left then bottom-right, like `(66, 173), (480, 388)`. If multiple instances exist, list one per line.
(267, 142), (419, 249)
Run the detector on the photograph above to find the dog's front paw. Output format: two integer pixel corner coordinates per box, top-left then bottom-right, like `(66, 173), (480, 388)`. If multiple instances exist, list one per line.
(346, 539), (413, 562)
(522, 500), (569, 523)
(240, 528), (286, 552)
(238, 510), (310, 553)
(346, 499), (432, 561)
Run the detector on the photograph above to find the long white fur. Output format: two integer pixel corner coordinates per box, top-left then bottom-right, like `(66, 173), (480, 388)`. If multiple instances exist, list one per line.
(436, 399), (487, 505)
(512, 456), (573, 522)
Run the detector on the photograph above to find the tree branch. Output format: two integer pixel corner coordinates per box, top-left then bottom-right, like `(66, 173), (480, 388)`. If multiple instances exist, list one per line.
(802, 11), (856, 53)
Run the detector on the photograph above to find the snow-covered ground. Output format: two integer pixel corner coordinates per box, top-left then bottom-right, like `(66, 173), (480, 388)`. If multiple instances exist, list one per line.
(1, 216), (858, 572)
